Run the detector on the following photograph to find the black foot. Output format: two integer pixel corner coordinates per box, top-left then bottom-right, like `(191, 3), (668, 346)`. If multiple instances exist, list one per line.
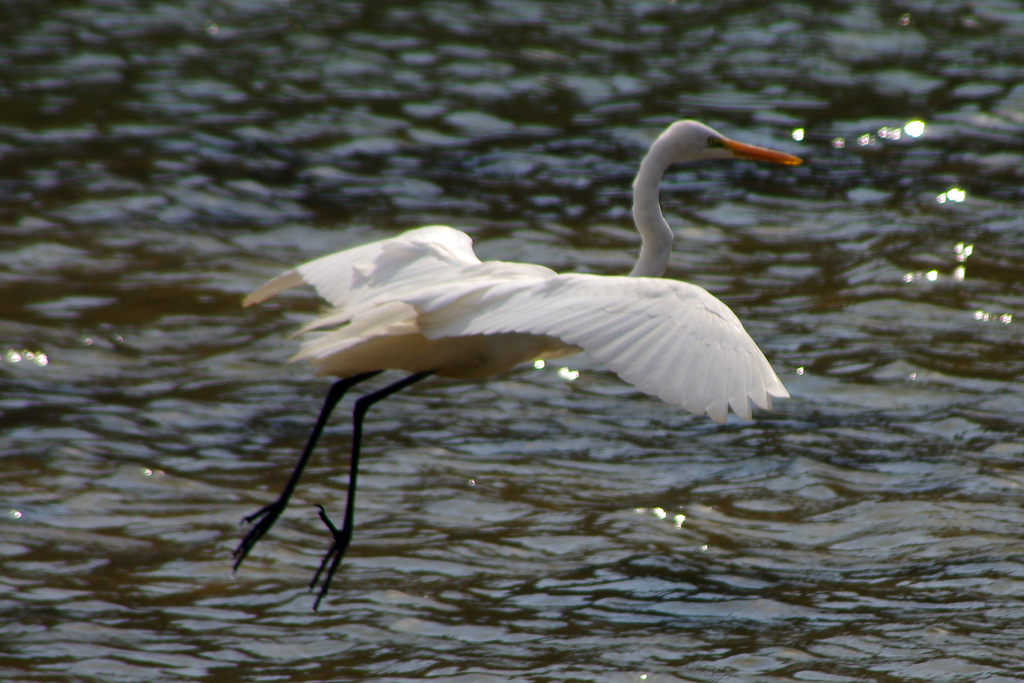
(310, 505), (352, 611)
(232, 499), (286, 573)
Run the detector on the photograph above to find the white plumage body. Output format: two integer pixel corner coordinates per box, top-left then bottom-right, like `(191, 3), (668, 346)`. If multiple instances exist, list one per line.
(246, 224), (789, 423)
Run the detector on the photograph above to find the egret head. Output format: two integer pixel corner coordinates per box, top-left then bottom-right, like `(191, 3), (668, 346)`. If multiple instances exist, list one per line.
(659, 120), (802, 166)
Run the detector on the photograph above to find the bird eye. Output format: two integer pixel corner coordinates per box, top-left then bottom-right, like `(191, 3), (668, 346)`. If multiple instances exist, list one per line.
(707, 137), (724, 148)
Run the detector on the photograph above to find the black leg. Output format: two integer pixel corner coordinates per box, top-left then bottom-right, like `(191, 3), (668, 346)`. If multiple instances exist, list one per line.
(310, 371), (434, 610)
(232, 370), (381, 573)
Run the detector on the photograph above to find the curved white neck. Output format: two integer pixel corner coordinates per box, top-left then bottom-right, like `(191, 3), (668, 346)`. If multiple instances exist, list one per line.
(629, 140), (675, 278)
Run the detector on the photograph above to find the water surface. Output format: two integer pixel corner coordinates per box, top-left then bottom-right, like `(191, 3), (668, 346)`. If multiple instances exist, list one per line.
(2, 1), (1024, 681)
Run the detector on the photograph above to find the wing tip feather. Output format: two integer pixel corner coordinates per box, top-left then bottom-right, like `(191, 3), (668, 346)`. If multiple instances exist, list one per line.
(730, 396), (754, 421)
(243, 270), (304, 307)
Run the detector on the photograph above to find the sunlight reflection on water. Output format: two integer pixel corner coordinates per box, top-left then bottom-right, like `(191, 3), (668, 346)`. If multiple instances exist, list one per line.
(2, 1), (1024, 681)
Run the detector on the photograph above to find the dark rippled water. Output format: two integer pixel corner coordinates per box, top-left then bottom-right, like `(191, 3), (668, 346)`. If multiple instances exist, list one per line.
(3, 1), (1024, 681)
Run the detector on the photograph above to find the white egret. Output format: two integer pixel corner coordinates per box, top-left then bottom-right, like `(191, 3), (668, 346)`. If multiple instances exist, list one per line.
(232, 120), (801, 609)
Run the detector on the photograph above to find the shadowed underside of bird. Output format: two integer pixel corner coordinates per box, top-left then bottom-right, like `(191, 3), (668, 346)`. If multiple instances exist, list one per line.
(230, 119), (801, 609)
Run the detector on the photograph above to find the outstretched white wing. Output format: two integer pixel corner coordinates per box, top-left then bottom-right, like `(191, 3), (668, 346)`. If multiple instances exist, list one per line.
(410, 274), (788, 423)
(244, 225), (488, 309)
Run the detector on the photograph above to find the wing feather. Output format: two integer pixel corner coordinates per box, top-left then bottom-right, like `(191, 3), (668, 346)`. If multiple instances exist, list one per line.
(420, 273), (787, 421)
(736, 351), (757, 420)
(621, 320), (681, 396)
(742, 350), (767, 412)
(725, 345), (750, 420)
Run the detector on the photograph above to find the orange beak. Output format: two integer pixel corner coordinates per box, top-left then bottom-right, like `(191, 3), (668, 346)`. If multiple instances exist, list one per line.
(722, 138), (802, 166)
